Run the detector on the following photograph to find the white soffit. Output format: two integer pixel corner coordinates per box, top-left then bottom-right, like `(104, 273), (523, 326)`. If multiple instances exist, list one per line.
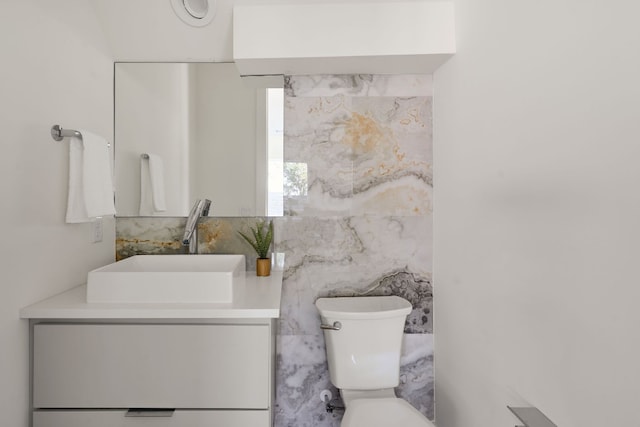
(233, 1), (456, 76)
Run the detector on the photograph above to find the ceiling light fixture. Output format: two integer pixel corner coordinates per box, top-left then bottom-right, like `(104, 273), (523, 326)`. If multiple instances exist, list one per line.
(170, 0), (216, 27)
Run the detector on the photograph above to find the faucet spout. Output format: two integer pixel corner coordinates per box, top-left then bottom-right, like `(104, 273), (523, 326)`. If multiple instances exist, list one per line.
(182, 199), (211, 254)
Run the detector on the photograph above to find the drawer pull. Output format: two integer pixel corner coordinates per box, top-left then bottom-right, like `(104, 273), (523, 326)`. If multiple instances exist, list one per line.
(126, 409), (175, 418)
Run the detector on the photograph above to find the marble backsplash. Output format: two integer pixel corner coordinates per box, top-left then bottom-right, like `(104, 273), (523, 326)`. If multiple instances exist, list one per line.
(115, 74), (434, 426)
(116, 216), (269, 266)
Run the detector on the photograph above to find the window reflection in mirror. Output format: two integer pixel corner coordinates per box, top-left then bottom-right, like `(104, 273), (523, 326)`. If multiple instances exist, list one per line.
(267, 88), (284, 217)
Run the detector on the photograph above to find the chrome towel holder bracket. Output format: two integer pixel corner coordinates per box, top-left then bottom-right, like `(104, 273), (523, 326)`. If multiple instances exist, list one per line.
(51, 124), (111, 148)
(51, 125), (81, 141)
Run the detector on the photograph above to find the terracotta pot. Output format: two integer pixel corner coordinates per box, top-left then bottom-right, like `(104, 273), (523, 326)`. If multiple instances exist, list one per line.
(256, 258), (271, 277)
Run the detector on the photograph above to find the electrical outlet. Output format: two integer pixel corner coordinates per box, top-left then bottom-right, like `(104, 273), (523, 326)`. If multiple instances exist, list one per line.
(92, 217), (103, 243)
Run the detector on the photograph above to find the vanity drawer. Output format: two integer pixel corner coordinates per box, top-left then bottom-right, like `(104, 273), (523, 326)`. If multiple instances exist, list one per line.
(33, 324), (270, 409)
(33, 409), (270, 427)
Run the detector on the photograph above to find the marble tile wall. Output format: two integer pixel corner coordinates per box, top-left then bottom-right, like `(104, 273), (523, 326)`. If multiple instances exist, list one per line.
(274, 75), (433, 426)
(114, 73), (433, 426)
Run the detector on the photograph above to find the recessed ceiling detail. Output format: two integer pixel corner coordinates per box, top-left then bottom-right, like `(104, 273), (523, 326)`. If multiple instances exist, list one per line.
(170, 0), (216, 27)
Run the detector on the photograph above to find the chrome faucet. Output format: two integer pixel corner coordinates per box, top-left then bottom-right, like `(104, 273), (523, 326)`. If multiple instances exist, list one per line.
(182, 199), (211, 254)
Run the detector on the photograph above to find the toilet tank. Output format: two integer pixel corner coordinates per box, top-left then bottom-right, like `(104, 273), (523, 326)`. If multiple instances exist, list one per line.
(315, 296), (412, 390)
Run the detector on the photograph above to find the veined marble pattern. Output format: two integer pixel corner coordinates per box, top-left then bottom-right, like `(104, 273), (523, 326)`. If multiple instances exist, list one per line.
(274, 334), (340, 427)
(116, 217), (186, 260)
(276, 74), (433, 426)
(276, 215), (432, 335)
(326, 269), (433, 334)
(274, 334), (434, 426)
(284, 76), (432, 217)
(285, 75), (433, 98)
(116, 217), (272, 269)
(398, 334), (435, 420)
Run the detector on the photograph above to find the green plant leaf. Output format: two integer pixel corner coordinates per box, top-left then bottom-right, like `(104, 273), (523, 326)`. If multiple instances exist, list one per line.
(237, 220), (273, 259)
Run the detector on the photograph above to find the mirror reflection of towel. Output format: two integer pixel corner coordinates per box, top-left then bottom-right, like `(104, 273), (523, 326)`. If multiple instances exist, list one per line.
(139, 153), (167, 216)
(66, 130), (115, 223)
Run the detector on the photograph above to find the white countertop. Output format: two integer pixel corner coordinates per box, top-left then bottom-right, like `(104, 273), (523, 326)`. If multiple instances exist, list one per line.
(20, 272), (283, 319)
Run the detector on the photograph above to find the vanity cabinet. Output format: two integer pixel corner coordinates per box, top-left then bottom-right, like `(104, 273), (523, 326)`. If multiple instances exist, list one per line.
(33, 410), (270, 427)
(31, 320), (276, 427)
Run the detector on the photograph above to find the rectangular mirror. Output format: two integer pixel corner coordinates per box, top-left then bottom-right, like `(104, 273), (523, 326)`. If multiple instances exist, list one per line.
(114, 62), (284, 217)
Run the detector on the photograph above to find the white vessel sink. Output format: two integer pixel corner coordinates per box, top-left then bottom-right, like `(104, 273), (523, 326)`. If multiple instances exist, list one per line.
(87, 255), (245, 303)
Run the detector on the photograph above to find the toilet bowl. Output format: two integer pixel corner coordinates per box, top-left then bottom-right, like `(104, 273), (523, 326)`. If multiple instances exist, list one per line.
(315, 296), (434, 427)
(342, 397), (433, 427)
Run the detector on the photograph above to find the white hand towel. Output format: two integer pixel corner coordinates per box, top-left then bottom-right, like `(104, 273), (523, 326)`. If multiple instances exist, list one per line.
(65, 130), (116, 223)
(139, 153), (167, 215)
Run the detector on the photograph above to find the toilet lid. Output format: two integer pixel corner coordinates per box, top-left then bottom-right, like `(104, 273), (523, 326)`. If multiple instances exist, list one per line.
(342, 398), (434, 427)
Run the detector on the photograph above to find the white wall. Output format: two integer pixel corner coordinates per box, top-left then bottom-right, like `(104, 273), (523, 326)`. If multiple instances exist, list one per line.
(91, 0), (427, 62)
(0, 1), (114, 426)
(115, 63), (190, 216)
(433, 1), (640, 426)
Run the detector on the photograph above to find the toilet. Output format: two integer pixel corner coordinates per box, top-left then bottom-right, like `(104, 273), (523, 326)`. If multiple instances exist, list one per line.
(316, 296), (435, 427)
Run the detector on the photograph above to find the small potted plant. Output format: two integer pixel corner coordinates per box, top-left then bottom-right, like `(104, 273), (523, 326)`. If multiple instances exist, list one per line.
(238, 219), (274, 277)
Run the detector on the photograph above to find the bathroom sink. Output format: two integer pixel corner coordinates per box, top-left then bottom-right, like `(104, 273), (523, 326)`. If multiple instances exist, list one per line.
(86, 255), (245, 303)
